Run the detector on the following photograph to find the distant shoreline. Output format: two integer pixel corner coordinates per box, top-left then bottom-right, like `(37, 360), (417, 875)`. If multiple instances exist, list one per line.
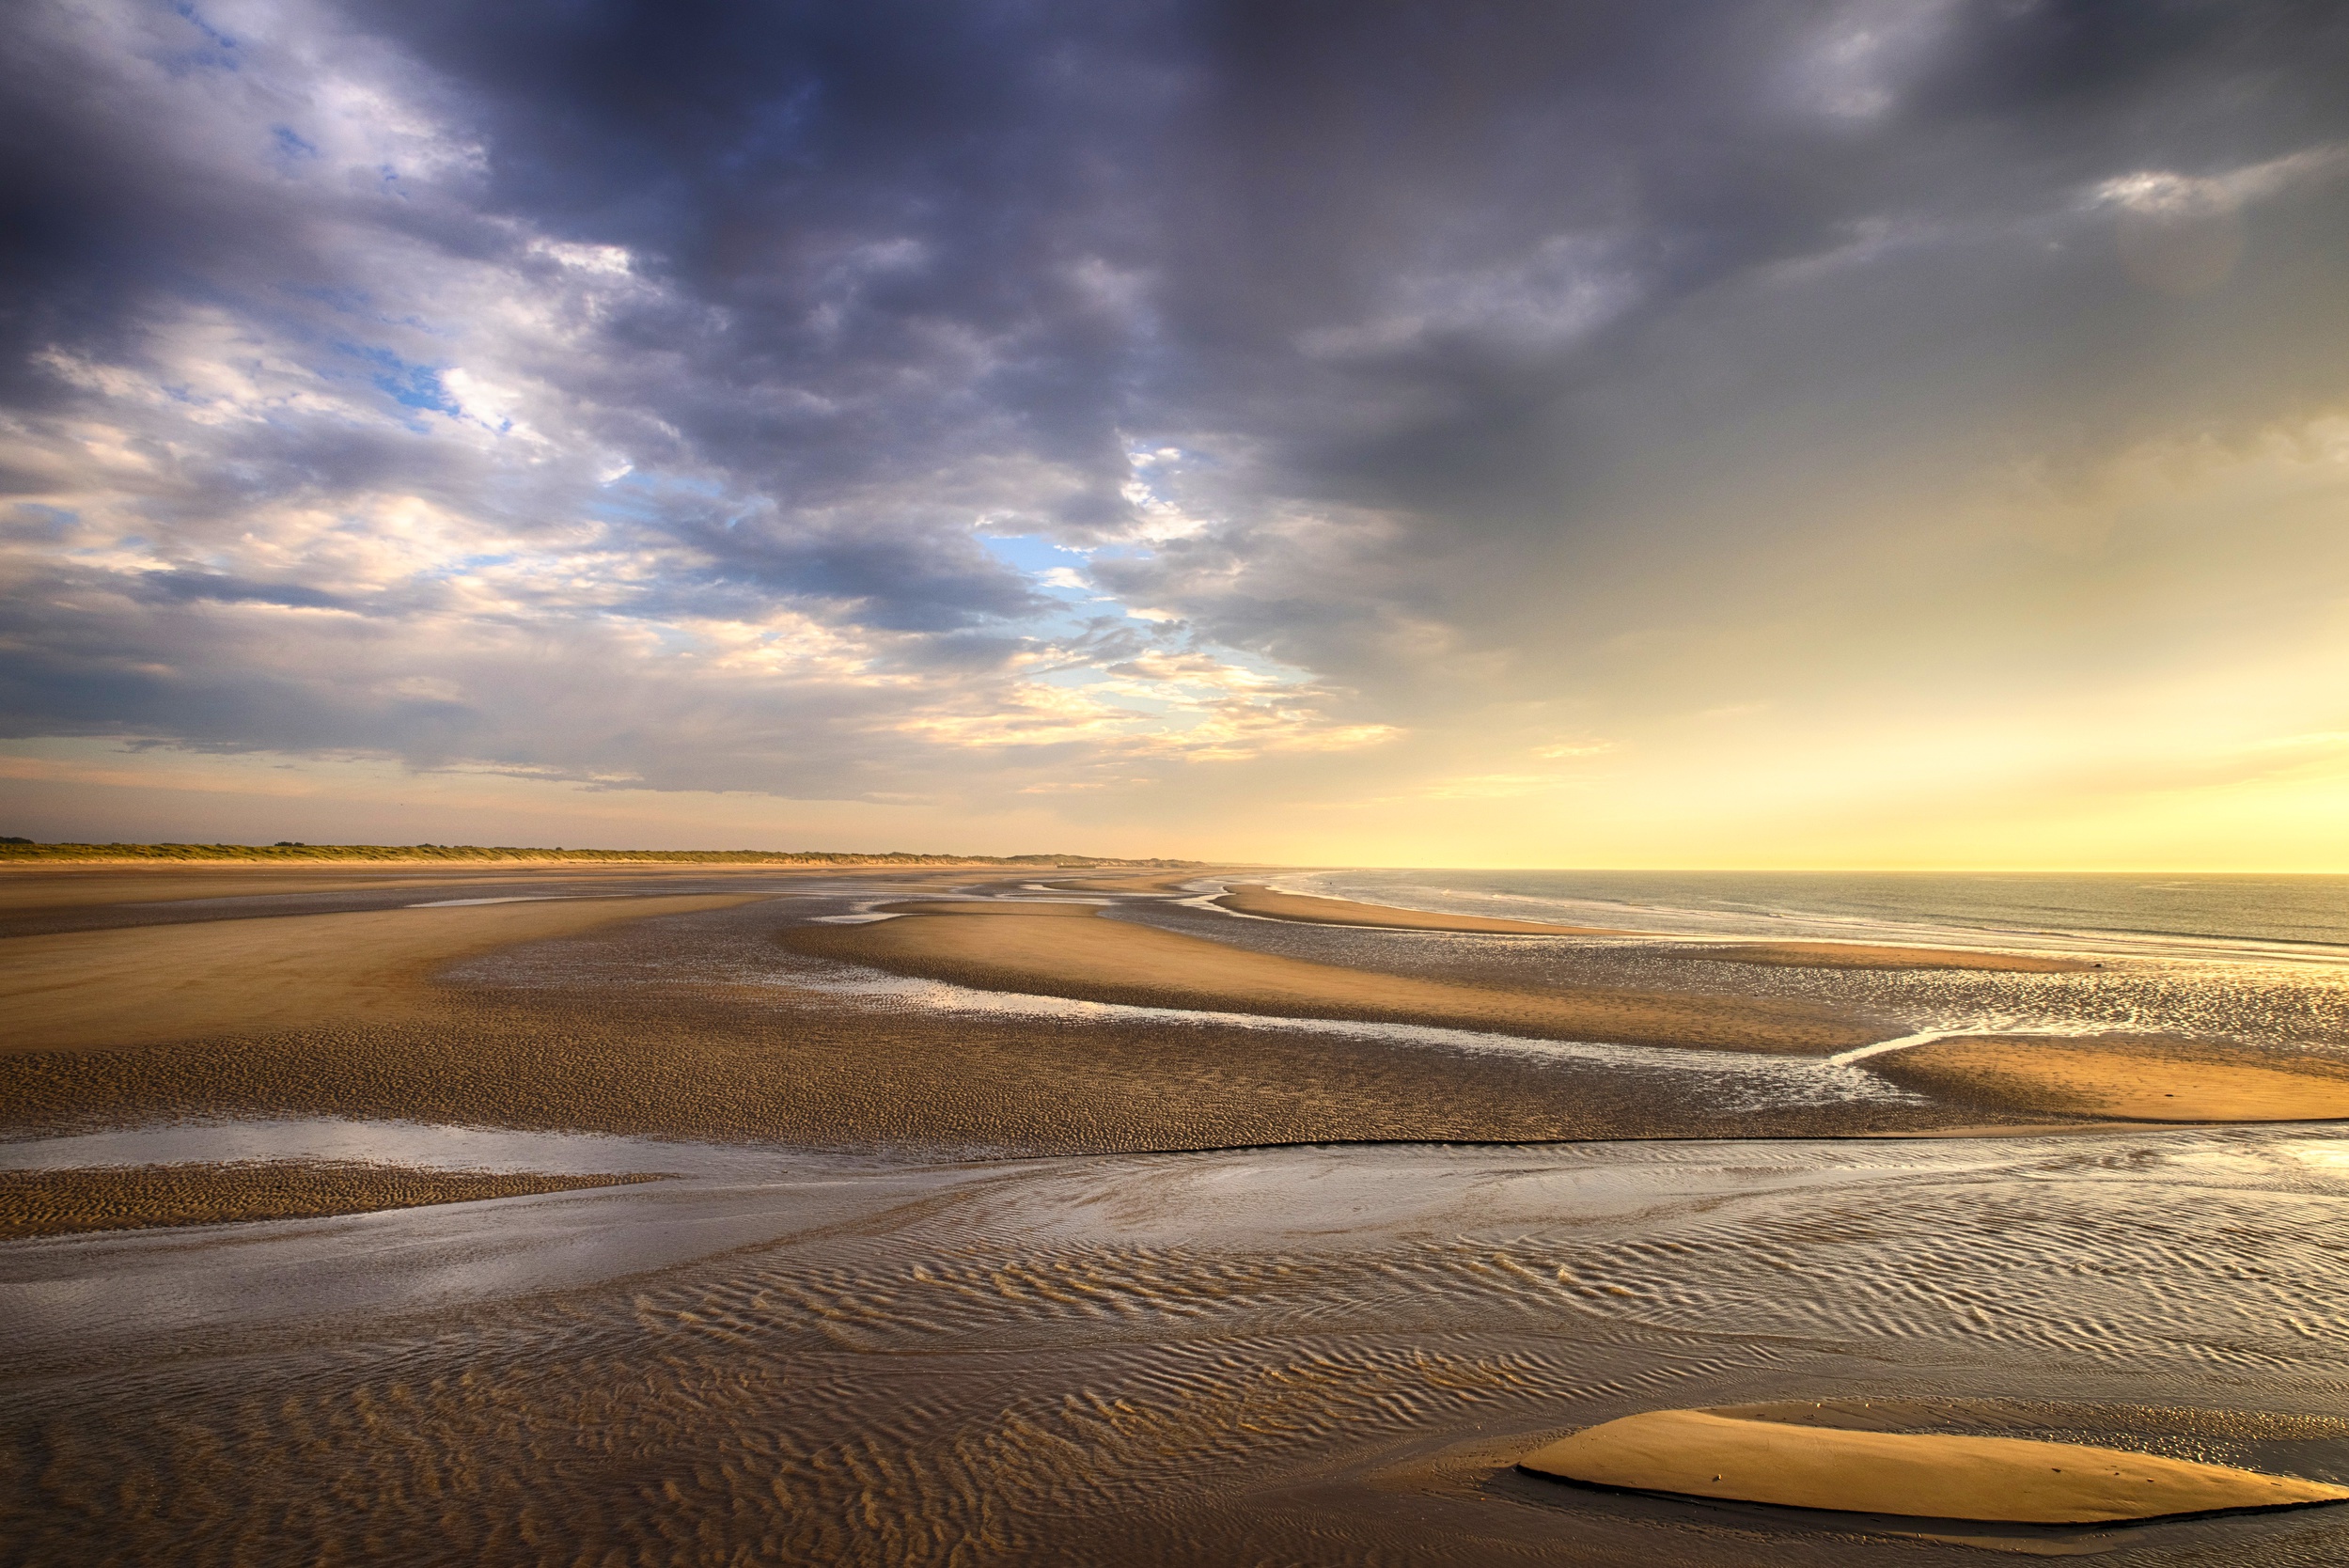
(0, 841), (1205, 869)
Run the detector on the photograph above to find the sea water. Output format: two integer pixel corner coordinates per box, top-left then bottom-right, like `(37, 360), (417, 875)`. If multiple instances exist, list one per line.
(1280, 869), (2349, 964)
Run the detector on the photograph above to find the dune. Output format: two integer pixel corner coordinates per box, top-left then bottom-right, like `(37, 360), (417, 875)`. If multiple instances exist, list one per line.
(1866, 1035), (2349, 1122)
(1518, 1407), (2349, 1523)
(0, 1161), (666, 1238)
(787, 901), (1879, 1054)
(1, 894), (761, 1052)
(1213, 884), (1627, 935)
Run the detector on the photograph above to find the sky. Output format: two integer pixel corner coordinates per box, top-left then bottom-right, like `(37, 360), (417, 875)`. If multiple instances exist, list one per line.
(4, 0), (2348, 868)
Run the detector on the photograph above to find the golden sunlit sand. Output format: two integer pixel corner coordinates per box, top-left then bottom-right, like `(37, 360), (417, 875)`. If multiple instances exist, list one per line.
(1213, 883), (1628, 934)
(0, 870), (2015, 1152)
(787, 899), (1880, 1054)
(1517, 1407), (2349, 1523)
(0, 1161), (665, 1238)
(1, 894), (762, 1052)
(1870, 1035), (2349, 1122)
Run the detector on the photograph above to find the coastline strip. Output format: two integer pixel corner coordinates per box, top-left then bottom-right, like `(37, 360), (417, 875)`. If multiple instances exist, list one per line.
(1680, 941), (2095, 974)
(1213, 886), (2095, 972)
(1213, 884), (1628, 935)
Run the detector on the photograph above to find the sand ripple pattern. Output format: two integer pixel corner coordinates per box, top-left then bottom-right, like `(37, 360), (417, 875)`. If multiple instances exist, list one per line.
(8, 1130), (2349, 1564)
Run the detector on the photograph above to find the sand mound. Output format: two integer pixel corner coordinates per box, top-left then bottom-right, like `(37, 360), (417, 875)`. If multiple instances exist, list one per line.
(783, 900), (1877, 1054)
(1868, 1036), (2349, 1122)
(1519, 1408), (2349, 1523)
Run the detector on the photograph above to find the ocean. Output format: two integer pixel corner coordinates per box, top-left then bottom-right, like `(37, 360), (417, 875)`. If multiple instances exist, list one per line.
(1282, 869), (2349, 964)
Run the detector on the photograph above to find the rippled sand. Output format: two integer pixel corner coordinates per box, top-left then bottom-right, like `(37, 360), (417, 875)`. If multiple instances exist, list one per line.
(7, 869), (2349, 1563)
(8, 1134), (2349, 1564)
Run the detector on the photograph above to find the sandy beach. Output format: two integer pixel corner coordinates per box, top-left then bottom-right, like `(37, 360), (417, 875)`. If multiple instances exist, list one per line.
(6, 863), (2348, 1566)
(3, 892), (764, 1051)
(783, 898), (1885, 1054)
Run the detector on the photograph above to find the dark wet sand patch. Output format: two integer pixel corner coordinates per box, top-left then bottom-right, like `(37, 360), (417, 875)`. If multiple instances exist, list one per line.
(0, 1161), (664, 1238)
(0, 980), (2008, 1154)
(1868, 1035), (2349, 1122)
(786, 900), (1881, 1056)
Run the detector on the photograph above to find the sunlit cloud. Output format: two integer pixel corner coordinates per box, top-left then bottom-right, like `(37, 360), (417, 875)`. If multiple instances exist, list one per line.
(4, 0), (2347, 864)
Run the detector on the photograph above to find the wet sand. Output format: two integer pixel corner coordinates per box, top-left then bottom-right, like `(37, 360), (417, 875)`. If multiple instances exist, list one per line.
(1214, 882), (1629, 934)
(1043, 870), (1244, 894)
(1216, 884), (2090, 971)
(1870, 1035), (2349, 1122)
(8, 868), (2349, 1563)
(1518, 1406), (2349, 1522)
(1685, 941), (2096, 974)
(0, 1160), (663, 1238)
(2, 893), (763, 1051)
(10, 1135), (2349, 1565)
(788, 900), (1883, 1055)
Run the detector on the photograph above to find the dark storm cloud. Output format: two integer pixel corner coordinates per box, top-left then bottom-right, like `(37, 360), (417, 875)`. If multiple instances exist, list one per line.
(5, 0), (2349, 800)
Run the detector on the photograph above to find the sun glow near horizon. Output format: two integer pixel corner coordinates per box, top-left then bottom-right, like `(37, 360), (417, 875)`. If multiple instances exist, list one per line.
(6, 2), (2349, 872)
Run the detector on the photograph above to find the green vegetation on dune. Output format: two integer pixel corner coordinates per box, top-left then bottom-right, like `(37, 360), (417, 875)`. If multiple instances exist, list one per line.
(0, 840), (1196, 868)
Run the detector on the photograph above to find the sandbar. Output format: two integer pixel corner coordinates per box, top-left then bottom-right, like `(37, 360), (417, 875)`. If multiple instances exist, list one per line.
(0, 1161), (665, 1238)
(1042, 870), (1236, 894)
(1868, 1035), (2349, 1122)
(1213, 884), (1627, 935)
(1213, 886), (2091, 972)
(1683, 941), (2094, 974)
(1518, 1407), (2349, 1523)
(787, 901), (1878, 1054)
(2, 894), (761, 1052)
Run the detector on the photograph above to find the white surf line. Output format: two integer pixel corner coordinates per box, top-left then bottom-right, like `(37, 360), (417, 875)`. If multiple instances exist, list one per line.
(1171, 886), (1632, 939)
(408, 894), (646, 907)
(743, 955), (1927, 1109)
(1830, 1023), (2110, 1068)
